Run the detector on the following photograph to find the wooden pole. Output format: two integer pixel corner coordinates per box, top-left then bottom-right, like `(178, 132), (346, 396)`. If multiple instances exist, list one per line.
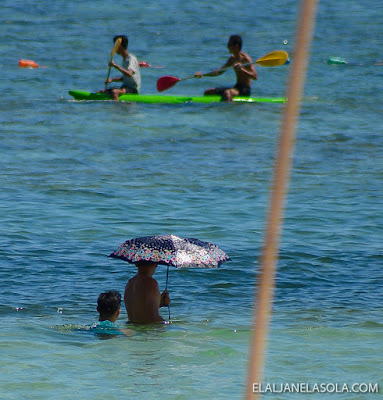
(245, 1), (318, 399)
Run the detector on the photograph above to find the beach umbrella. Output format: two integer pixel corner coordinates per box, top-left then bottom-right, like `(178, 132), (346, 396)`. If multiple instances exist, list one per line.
(109, 234), (230, 270)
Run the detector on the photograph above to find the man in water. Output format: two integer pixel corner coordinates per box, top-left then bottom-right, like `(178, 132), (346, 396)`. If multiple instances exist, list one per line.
(124, 261), (171, 324)
(103, 35), (141, 100)
(194, 35), (258, 101)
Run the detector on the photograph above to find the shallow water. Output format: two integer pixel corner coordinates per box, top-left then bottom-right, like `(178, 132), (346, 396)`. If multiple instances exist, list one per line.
(1, 0), (382, 398)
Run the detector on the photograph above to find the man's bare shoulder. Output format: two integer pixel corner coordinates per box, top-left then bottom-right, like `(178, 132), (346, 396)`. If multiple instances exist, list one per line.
(128, 275), (158, 288)
(143, 277), (159, 290)
(240, 52), (252, 63)
(126, 275), (138, 286)
(226, 55), (236, 66)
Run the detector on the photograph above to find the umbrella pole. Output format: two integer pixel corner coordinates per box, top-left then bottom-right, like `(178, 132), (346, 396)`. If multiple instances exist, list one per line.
(245, 0), (318, 398)
(166, 265), (170, 320)
(165, 265), (169, 290)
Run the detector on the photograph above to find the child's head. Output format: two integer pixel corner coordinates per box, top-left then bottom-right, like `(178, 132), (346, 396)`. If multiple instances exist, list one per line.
(113, 35), (128, 49)
(97, 290), (121, 322)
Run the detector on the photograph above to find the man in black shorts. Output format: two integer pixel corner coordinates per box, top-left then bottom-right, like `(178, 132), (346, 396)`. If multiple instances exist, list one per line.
(194, 35), (258, 101)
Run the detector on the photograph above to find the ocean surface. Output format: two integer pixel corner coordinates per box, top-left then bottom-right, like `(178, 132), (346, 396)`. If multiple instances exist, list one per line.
(1, 0), (382, 398)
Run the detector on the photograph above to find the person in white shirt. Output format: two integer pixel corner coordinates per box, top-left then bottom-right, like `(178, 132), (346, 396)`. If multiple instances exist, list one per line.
(103, 35), (141, 100)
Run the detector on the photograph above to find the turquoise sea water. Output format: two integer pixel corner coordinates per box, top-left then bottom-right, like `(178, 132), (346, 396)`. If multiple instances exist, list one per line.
(1, 0), (382, 399)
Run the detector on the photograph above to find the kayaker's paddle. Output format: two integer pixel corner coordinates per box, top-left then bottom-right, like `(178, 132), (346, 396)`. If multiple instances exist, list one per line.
(156, 50), (288, 92)
(104, 37), (122, 91)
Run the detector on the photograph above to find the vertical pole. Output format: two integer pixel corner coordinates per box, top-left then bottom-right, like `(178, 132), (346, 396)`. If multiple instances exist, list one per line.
(166, 265), (171, 320)
(245, 1), (318, 399)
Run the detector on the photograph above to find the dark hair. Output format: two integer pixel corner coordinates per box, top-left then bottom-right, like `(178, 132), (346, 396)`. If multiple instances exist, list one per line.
(228, 35), (242, 50)
(114, 35), (128, 49)
(97, 290), (121, 318)
(135, 260), (158, 268)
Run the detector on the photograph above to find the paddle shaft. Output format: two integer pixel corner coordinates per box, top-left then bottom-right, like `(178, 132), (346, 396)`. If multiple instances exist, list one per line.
(192, 51), (288, 80)
(104, 67), (113, 91)
(181, 60), (258, 82)
(205, 60), (261, 76)
(104, 38), (122, 91)
(174, 52), (287, 83)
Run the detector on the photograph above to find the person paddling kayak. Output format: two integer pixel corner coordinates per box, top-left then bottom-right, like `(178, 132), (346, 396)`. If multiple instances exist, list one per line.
(194, 35), (258, 101)
(101, 35), (141, 100)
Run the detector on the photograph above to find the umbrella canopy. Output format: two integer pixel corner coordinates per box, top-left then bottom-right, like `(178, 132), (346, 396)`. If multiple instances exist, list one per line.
(109, 234), (230, 269)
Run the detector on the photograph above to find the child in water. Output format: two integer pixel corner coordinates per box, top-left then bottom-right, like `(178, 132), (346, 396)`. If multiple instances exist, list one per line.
(90, 290), (130, 336)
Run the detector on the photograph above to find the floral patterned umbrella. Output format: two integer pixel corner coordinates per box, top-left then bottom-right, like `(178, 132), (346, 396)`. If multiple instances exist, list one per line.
(109, 234), (230, 269)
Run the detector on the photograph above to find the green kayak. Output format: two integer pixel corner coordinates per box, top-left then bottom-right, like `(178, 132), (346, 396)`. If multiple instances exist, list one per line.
(68, 90), (287, 104)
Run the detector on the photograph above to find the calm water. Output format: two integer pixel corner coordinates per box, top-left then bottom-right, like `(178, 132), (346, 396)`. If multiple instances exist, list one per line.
(1, 0), (382, 398)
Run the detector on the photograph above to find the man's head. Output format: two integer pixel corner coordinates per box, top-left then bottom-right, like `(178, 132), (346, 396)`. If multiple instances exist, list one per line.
(97, 290), (121, 321)
(135, 260), (158, 268)
(135, 261), (159, 277)
(113, 35), (128, 49)
(227, 35), (242, 51)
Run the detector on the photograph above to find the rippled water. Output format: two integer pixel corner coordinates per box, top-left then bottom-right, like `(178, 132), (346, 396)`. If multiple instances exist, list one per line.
(1, 0), (382, 398)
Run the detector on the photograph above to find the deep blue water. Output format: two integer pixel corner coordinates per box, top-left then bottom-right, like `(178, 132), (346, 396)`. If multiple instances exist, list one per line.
(1, 0), (382, 398)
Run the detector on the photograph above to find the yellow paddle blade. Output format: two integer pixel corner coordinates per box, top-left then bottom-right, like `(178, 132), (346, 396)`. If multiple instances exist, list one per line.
(256, 51), (288, 67)
(111, 37), (122, 58)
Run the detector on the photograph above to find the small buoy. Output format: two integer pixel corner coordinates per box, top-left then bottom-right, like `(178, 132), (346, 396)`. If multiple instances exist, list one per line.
(18, 59), (39, 68)
(283, 40), (288, 45)
(327, 57), (348, 65)
(139, 61), (151, 68)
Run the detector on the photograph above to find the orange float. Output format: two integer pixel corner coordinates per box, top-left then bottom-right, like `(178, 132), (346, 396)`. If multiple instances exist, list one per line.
(18, 59), (39, 68)
(138, 61), (151, 68)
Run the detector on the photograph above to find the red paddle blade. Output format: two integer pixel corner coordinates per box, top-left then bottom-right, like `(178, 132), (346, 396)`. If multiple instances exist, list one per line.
(156, 76), (181, 92)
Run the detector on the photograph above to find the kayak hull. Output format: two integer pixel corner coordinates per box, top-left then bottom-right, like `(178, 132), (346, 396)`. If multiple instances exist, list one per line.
(68, 90), (286, 104)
